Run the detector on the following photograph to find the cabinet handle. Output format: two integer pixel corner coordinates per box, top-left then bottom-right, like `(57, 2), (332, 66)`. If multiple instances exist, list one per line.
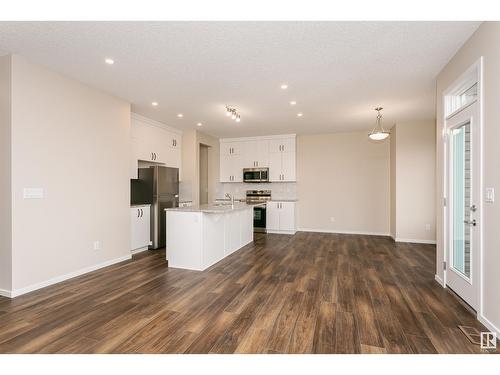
(282, 144), (285, 152)
(137, 209), (140, 217)
(140, 208), (143, 217)
(151, 152), (154, 160)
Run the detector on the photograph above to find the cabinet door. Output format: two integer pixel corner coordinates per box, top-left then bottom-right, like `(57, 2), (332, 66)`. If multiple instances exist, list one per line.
(220, 155), (233, 182)
(130, 138), (139, 179)
(255, 140), (269, 167)
(269, 139), (283, 154)
(281, 137), (296, 153)
(140, 206), (151, 247)
(231, 153), (243, 182)
(220, 142), (232, 157)
(281, 152), (296, 182)
(266, 202), (280, 231)
(241, 140), (255, 168)
(268, 152), (282, 182)
(130, 208), (141, 250)
(278, 202), (295, 232)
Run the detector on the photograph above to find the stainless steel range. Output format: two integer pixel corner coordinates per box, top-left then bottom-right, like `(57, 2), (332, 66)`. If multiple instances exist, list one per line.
(246, 190), (271, 233)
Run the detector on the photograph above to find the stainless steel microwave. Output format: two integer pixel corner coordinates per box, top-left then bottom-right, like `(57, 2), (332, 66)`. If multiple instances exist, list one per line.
(243, 168), (269, 183)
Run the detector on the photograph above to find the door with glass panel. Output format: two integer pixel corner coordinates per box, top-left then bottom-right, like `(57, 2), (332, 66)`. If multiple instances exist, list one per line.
(446, 102), (480, 310)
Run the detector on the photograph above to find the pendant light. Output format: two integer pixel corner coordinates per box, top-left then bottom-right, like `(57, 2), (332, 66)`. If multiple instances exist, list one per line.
(368, 107), (390, 141)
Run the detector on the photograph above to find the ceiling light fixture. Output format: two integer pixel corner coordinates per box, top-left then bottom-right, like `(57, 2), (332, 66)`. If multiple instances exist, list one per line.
(197, 122), (203, 127)
(368, 107), (390, 141)
(281, 84), (288, 90)
(105, 58), (114, 65)
(177, 114), (183, 118)
(151, 102), (158, 107)
(225, 106), (241, 123)
(290, 101), (297, 105)
(297, 113), (303, 117)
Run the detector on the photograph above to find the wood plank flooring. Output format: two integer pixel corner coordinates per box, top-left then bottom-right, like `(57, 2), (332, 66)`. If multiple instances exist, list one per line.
(0, 232), (497, 354)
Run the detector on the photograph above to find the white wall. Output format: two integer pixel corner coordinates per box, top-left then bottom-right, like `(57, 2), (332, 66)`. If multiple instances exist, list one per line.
(8, 54), (131, 293)
(436, 22), (500, 334)
(0, 55), (12, 294)
(296, 131), (390, 235)
(391, 121), (436, 243)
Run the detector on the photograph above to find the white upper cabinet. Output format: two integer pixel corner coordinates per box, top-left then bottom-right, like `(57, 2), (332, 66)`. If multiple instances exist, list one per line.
(220, 135), (296, 183)
(130, 114), (182, 179)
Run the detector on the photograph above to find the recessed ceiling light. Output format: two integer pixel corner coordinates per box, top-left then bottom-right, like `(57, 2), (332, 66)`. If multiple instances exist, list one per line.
(177, 114), (183, 118)
(280, 84), (288, 90)
(297, 113), (303, 117)
(151, 102), (158, 107)
(197, 122), (202, 127)
(105, 58), (114, 65)
(290, 100), (297, 105)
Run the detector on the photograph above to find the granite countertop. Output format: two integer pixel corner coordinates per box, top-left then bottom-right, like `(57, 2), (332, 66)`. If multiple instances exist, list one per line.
(130, 204), (152, 208)
(166, 202), (265, 213)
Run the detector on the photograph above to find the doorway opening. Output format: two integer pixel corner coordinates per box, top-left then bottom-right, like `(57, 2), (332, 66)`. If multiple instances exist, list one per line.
(199, 144), (209, 205)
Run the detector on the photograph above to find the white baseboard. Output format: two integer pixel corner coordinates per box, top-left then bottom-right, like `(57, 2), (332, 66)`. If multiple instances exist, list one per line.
(7, 254), (132, 298)
(478, 314), (500, 337)
(267, 230), (297, 235)
(0, 288), (12, 298)
(434, 274), (445, 287)
(131, 246), (149, 255)
(395, 237), (436, 244)
(298, 228), (390, 237)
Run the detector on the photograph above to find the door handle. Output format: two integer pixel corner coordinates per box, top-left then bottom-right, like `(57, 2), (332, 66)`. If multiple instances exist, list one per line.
(464, 219), (477, 226)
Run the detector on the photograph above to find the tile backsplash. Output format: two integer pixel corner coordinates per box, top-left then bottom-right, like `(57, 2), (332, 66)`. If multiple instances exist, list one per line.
(220, 182), (297, 201)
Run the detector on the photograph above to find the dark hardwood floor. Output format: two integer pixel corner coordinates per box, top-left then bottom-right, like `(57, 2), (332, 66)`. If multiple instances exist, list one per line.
(0, 232), (497, 354)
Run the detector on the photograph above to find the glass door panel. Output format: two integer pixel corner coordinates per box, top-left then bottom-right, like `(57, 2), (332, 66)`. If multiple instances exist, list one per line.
(451, 123), (471, 278)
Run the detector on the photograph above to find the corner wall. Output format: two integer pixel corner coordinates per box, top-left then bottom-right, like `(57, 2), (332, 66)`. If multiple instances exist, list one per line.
(436, 22), (500, 334)
(0, 55), (12, 295)
(391, 121), (436, 243)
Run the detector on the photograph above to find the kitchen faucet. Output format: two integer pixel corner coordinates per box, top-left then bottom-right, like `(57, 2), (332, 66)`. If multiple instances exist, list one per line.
(225, 193), (234, 208)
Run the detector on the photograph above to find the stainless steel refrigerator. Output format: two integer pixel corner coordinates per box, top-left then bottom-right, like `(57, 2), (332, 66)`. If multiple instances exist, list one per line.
(131, 166), (179, 249)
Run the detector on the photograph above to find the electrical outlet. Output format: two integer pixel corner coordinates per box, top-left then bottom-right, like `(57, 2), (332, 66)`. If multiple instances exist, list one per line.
(425, 224), (431, 231)
(330, 217), (335, 223)
(93, 241), (100, 251)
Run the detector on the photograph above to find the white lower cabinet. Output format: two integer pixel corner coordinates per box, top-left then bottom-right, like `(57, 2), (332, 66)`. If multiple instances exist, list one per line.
(131, 205), (151, 251)
(266, 201), (296, 234)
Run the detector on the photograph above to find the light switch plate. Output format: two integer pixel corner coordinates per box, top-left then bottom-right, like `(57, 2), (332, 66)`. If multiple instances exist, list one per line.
(485, 188), (495, 203)
(23, 188), (44, 199)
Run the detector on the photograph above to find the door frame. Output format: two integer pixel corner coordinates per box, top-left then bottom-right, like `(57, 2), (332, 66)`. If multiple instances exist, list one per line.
(441, 57), (483, 315)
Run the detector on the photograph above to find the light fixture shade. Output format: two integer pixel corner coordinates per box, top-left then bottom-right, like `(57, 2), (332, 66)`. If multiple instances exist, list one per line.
(368, 107), (390, 141)
(368, 131), (390, 141)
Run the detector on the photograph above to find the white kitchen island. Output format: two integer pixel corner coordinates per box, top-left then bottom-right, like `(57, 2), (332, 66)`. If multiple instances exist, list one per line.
(165, 203), (259, 271)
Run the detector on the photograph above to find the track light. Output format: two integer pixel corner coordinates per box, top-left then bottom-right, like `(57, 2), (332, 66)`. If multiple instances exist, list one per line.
(225, 106), (241, 123)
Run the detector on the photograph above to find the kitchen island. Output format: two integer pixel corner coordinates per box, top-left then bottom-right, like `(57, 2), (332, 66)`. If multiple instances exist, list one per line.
(165, 202), (260, 270)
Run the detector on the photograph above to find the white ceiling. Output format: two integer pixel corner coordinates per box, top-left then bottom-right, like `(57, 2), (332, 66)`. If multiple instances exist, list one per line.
(0, 21), (480, 138)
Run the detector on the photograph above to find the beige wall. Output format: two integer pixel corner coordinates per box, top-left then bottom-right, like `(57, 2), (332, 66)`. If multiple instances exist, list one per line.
(0, 55), (12, 293)
(181, 129), (220, 206)
(391, 121), (436, 242)
(436, 22), (500, 334)
(297, 131), (390, 235)
(9, 55), (131, 292)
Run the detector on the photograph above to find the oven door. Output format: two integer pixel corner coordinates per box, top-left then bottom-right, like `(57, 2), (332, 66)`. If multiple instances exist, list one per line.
(253, 206), (267, 233)
(243, 169), (262, 183)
